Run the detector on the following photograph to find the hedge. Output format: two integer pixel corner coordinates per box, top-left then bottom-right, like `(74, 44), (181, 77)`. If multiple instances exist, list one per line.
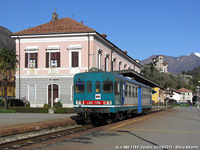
(0, 109), (16, 113)
(9, 107), (75, 114)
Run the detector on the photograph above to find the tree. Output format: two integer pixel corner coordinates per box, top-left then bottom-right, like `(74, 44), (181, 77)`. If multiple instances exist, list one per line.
(0, 47), (18, 109)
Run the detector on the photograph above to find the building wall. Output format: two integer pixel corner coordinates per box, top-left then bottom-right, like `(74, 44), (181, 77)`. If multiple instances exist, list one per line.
(16, 76), (73, 107)
(152, 87), (164, 103)
(172, 93), (181, 101)
(15, 33), (141, 107)
(180, 92), (192, 102)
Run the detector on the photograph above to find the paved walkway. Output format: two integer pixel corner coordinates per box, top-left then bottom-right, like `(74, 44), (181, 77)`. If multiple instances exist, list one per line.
(0, 113), (77, 128)
(0, 113), (78, 137)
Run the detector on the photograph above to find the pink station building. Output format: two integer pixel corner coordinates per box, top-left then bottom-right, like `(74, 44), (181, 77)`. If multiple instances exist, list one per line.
(11, 12), (142, 107)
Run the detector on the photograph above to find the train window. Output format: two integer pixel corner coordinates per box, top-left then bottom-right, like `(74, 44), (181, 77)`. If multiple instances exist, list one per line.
(132, 87), (135, 97)
(103, 81), (113, 93)
(136, 87), (138, 97)
(96, 81), (101, 93)
(125, 85), (128, 97)
(115, 82), (119, 95)
(117, 83), (120, 93)
(87, 81), (92, 93)
(75, 81), (85, 93)
(129, 86), (132, 97)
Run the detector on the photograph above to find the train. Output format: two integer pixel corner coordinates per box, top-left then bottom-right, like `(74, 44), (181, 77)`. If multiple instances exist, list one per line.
(73, 68), (152, 124)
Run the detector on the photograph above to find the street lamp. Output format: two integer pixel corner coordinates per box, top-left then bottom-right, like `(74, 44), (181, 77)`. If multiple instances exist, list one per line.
(48, 65), (55, 114)
(196, 86), (199, 108)
(51, 66), (55, 108)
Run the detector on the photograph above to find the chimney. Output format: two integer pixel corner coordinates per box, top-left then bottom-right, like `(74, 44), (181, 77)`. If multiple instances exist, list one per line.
(52, 8), (58, 22)
(123, 51), (127, 54)
(81, 21), (83, 24)
(101, 34), (107, 38)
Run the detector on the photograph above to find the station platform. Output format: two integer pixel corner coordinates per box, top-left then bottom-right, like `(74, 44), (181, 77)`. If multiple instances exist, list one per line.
(0, 113), (78, 137)
(0, 107), (165, 137)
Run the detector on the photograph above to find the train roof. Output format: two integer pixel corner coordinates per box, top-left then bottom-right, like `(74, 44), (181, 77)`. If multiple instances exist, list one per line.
(74, 71), (151, 89)
(113, 69), (163, 90)
(112, 73), (151, 88)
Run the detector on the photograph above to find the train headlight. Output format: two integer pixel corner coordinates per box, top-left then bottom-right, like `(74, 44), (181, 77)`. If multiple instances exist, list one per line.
(103, 101), (112, 105)
(76, 101), (82, 105)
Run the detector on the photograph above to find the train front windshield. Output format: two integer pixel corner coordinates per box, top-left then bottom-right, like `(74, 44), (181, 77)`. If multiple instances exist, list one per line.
(74, 80), (114, 94)
(103, 81), (113, 93)
(75, 81), (85, 93)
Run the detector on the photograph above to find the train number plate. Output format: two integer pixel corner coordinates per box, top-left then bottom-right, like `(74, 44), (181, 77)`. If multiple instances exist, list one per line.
(84, 100), (103, 105)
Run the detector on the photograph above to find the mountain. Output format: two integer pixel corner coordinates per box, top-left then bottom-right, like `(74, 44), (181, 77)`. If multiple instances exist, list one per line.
(0, 26), (15, 50)
(140, 53), (200, 73)
(186, 65), (200, 77)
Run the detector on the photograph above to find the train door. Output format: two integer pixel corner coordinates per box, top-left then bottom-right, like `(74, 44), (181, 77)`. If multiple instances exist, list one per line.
(138, 87), (142, 113)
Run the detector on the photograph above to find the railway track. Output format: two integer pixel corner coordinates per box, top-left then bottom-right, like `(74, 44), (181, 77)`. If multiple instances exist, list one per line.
(0, 124), (94, 150)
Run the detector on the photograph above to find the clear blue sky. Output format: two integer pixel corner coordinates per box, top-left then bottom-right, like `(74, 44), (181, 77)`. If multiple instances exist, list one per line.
(1, 0), (200, 60)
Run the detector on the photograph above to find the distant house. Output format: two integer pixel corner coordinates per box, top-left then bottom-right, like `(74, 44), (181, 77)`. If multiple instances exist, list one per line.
(11, 11), (142, 107)
(152, 87), (164, 104)
(164, 88), (181, 102)
(152, 55), (168, 73)
(177, 88), (193, 103)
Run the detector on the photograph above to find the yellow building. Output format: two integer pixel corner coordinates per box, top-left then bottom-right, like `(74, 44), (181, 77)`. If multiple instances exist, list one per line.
(152, 87), (164, 104)
(0, 77), (15, 99)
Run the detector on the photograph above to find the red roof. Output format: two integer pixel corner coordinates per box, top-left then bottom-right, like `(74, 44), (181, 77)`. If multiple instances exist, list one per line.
(177, 88), (192, 93)
(14, 17), (96, 35)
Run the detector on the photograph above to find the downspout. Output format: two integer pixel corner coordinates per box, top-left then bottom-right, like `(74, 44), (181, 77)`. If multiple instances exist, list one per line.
(18, 36), (21, 99)
(110, 48), (113, 71)
(88, 33), (90, 71)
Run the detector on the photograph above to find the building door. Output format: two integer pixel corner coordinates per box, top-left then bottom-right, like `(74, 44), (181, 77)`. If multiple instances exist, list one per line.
(48, 84), (59, 105)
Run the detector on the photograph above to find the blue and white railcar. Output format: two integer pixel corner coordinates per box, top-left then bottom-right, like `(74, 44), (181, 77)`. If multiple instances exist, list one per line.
(73, 70), (152, 123)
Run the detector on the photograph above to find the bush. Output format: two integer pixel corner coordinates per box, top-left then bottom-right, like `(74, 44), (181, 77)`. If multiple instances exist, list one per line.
(43, 103), (50, 108)
(25, 102), (30, 107)
(9, 107), (74, 113)
(54, 101), (63, 108)
(168, 99), (177, 105)
(10, 107), (48, 113)
(7, 99), (24, 107)
(0, 99), (4, 107)
(54, 108), (74, 113)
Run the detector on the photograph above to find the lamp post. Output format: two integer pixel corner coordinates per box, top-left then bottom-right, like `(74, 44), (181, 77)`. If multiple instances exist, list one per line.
(49, 66), (55, 114)
(197, 82), (200, 109)
(51, 66), (55, 108)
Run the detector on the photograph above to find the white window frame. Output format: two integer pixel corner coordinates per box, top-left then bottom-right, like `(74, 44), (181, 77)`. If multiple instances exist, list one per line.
(25, 46), (38, 69)
(112, 57), (116, 71)
(68, 45), (82, 68)
(105, 53), (110, 71)
(46, 45), (60, 68)
(97, 49), (102, 69)
(119, 61), (122, 70)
